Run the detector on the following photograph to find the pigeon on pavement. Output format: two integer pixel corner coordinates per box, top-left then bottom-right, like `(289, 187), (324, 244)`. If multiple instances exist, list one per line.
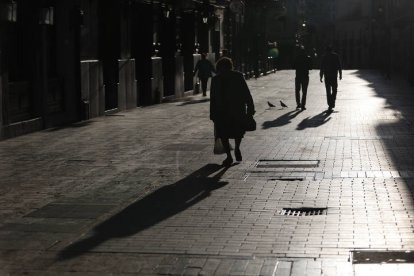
(267, 101), (276, 107)
(280, 100), (288, 108)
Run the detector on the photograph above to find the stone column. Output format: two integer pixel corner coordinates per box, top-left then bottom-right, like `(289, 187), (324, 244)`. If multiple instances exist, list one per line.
(193, 53), (201, 94)
(0, 23), (4, 136)
(0, 44), (3, 139)
(80, 60), (105, 118)
(151, 57), (163, 103)
(175, 54), (184, 99)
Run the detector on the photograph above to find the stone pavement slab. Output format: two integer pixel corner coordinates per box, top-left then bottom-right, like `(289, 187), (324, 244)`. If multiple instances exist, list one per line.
(1, 70), (414, 275)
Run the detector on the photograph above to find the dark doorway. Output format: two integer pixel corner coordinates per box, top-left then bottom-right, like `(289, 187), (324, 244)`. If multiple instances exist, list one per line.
(4, 0), (37, 124)
(43, 0), (65, 116)
(160, 12), (176, 97)
(198, 20), (209, 54)
(182, 12), (195, 92)
(99, 0), (120, 110)
(131, 2), (153, 106)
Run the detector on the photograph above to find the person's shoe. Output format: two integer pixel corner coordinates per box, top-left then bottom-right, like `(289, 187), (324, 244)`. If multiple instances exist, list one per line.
(222, 157), (233, 167)
(202, 93), (206, 97)
(301, 106), (306, 111)
(235, 149), (242, 162)
(327, 107), (333, 113)
(296, 105), (301, 109)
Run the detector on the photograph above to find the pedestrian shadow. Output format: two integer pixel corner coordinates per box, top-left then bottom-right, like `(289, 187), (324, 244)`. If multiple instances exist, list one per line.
(262, 110), (302, 129)
(57, 164), (229, 261)
(296, 111), (332, 130)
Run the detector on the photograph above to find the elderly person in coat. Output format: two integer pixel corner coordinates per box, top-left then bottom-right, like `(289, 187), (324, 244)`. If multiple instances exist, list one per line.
(210, 57), (255, 166)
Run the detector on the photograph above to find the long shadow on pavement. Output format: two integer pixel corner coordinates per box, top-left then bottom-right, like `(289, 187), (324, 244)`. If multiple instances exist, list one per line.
(262, 110), (302, 129)
(350, 71), (414, 256)
(354, 69), (414, 179)
(296, 111), (332, 130)
(58, 163), (229, 260)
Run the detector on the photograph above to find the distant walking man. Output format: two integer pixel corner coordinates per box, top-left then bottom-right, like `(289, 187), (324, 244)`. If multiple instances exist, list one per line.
(294, 46), (312, 111)
(194, 53), (216, 96)
(320, 46), (342, 112)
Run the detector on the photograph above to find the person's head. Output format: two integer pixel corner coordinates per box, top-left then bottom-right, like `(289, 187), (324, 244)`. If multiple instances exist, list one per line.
(216, 57), (233, 74)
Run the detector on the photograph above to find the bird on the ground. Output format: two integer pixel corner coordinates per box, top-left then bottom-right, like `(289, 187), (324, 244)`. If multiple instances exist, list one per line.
(280, 100), (288, 108)
(267, 101), (275, 107)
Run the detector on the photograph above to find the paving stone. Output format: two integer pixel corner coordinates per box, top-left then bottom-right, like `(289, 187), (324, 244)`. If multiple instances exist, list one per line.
(1, 71), (414, 274)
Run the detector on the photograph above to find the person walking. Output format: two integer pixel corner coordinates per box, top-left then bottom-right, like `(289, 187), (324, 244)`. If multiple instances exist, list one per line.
(320, 46), (342, 112)
(210, 57), (255, 167)
(221, 49), (230, 58)
(194, 53), (216, 96)
(293, 46), (312, 111)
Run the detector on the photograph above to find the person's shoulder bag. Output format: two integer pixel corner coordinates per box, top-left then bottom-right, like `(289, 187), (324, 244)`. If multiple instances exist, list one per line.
(244, 115), (256, 131)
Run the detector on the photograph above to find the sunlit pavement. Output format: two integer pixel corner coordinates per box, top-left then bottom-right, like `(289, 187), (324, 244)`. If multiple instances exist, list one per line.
(1, 70), (414, 275)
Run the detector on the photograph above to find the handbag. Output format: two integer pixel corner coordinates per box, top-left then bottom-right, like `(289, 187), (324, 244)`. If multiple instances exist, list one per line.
(194, 80), (200, 94)
(213, 138), (226, 155)
(244, 115), (256, 131)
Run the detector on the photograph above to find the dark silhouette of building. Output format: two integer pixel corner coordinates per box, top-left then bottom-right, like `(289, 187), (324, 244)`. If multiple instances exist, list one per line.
(334, 0), (414, 80)
(0, 0), (231, 139)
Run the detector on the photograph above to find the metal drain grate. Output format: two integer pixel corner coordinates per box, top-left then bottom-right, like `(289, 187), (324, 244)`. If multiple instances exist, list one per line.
(280, 207), (327, 216)
(268, 177), (305, 181)
(256, 160), (319, 168)
(66, 159), (95, 163)
(351, 250), (414, 264)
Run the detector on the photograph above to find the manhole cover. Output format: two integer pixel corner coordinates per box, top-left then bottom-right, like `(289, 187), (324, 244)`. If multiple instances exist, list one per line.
(352, 250), (414, 264)
(280, 207), (327, 216)
(256, 160), (319, 168)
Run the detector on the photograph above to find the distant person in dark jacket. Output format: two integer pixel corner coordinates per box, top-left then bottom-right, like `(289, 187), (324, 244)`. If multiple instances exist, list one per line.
(194, 53), (216, 96)
(210, 57), (255, 167)
(320, 46), (342, 112)
(221, 49), (230, 58)
(294, 46), (312, 111)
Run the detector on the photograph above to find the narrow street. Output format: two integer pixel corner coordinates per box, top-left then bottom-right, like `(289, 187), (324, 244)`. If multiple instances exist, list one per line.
(1, 70), (414, 275)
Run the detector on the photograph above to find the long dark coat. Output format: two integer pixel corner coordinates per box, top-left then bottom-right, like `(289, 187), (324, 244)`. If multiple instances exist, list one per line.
(194, 59), (215, 79)
(210, 71), (255, 139)
(320, 52), (342, 78)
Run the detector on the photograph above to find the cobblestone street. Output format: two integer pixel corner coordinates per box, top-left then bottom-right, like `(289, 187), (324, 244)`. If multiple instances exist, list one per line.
(1, 70), (414, 275)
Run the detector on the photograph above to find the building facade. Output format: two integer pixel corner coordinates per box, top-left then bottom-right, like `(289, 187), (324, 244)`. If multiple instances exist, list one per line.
(0, 0), (231, 139)
(334, 0), (414, 78)
(2, 1), (413, 140)
(0, 0), (81, 138)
